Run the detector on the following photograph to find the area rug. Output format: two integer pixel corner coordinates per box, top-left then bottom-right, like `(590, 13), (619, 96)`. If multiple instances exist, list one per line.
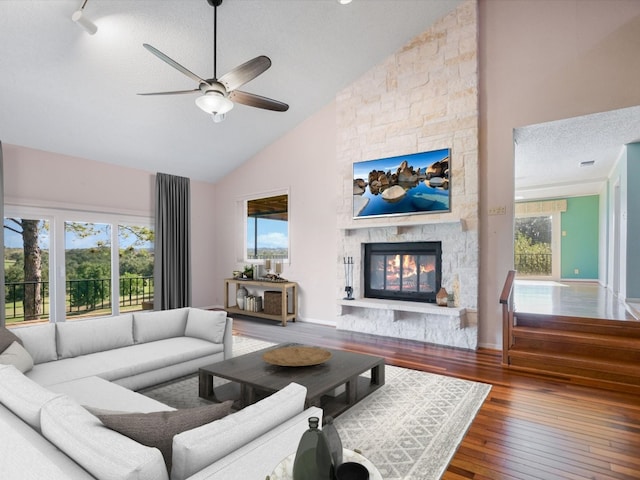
(140, 335), (491, 480)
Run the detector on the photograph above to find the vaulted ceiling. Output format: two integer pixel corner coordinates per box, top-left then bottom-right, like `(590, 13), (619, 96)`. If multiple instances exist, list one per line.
(0, 0), (461, 183)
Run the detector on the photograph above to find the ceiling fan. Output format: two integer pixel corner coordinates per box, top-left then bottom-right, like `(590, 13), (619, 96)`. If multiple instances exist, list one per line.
(139, 0), (288, 123)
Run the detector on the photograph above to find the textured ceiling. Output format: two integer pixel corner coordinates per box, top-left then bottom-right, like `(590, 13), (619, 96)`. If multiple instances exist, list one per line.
(0, 0), (461, 183)
(515, 105), (640, 200)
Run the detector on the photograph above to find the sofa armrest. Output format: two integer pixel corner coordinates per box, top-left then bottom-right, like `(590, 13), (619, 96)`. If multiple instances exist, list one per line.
(171, 382), (306, 480)
(184, 406), (323, 480)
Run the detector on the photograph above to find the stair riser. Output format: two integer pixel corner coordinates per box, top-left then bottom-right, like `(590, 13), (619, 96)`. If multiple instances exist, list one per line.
(508, 356), (640, 385)
(515, 318), (640, 338)
(511, 337), (640, 362)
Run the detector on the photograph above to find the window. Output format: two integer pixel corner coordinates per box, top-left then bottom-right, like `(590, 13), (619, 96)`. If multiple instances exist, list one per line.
(514, 215), (553, 277)
(245, 193), (289, 262)
(3, 217), (50, 324)
(4, 207), (153, 325)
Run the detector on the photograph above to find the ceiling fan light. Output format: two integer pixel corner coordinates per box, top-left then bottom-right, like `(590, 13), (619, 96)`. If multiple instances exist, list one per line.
(71, 9), (97, 35)
(195, 92), (234, 115)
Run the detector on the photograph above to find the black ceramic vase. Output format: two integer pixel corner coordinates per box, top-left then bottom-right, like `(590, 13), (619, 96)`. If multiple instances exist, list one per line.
(292, 417), (334, 480)
(322, 415), (343, 468)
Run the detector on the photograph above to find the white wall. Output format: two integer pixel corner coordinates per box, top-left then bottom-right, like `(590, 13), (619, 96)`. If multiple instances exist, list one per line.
(212, 103), (338, 324)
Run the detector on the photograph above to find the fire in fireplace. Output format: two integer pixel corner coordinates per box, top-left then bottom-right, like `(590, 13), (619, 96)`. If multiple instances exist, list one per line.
(364, 242), (442, 303)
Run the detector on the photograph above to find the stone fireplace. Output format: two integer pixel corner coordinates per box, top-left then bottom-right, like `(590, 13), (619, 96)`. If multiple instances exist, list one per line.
(335, 1), (479, 350)
(364, 241), (442, 303)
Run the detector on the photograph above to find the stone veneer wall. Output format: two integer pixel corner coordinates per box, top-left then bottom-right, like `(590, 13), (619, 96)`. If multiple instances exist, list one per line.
(336, 0), (479, 345)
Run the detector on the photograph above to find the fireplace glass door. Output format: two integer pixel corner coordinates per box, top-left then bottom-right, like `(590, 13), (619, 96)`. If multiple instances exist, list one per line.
(364, 242), (441, 303)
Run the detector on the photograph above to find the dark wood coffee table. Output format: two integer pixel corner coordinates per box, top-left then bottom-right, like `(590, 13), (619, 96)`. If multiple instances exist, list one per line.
(199, 343), (385, 418)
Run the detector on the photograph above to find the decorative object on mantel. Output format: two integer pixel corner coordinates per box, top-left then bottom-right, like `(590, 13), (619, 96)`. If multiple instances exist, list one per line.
(447, 293), (456, 308)
(262, 346), (332, 367)
(343, 257), (354, 300)
(436, 287), (448, 307)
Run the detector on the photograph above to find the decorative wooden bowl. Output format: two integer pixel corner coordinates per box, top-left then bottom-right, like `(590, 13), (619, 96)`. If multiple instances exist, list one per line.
(263, 346), (332, 367)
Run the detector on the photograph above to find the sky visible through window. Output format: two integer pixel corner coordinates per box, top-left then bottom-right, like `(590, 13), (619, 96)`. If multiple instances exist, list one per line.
(4, 219), (151, 250)
(247, 218), (288, 249)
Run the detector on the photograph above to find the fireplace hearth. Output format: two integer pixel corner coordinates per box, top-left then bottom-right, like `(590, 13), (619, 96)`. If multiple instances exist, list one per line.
(364, 241), (442, 303)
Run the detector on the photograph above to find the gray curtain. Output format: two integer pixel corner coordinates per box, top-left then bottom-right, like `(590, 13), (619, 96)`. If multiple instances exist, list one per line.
(154, 172), (191, 310)
(0, 142), (4, 327)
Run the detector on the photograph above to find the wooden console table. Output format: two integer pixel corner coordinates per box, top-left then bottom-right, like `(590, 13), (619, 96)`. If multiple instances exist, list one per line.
(224, 278), (298, 326)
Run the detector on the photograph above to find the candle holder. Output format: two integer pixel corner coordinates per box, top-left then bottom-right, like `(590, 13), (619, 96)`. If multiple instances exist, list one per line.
(343, 257), (354, 300)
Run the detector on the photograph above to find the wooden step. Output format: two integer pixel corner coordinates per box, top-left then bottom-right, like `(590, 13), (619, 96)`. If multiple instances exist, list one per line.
(514, 312), (640, 337)
(511, 326), (640, 362)
(507, 349), (640, 386)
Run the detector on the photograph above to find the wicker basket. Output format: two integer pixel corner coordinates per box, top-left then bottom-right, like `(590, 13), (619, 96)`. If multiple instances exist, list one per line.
(264, 290), (286, 315)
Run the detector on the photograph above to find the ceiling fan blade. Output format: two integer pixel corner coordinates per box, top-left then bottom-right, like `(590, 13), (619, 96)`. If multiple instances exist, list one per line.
(143, 43), (208, 86)
(138, 89), (199, 96)
(229, 90), (289, 112)
(219, 56), (271, 92)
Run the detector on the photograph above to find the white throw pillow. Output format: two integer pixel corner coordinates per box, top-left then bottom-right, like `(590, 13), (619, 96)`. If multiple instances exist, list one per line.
(133, 308), (189, 344)
(10, 323), (57, 364)
(0, 364), (61, 430)
(56, 314), (134, 359)
(41, 395), (169, 480)
(0, 341), (34, 373)
(185, 309), (227, 344)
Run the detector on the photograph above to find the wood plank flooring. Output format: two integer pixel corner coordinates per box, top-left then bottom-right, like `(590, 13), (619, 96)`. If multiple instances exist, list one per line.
(232, 316), (640, 480)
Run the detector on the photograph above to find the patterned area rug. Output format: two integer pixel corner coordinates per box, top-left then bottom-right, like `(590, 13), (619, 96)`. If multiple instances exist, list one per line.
(140, 336), (491, 480)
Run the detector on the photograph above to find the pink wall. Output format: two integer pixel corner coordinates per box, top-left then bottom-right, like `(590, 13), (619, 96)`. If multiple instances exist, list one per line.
(4, 144), (154, 215)
(3, 143), (217, 309)
(212, 103), (337, 324)
(478, 0), (640, 347)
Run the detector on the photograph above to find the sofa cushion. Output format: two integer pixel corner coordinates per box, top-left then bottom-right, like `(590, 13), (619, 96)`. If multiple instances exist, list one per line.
(0, 341), (34, 373)
(185, 309), (227, 344)
(11, 323), (57, 364)
(96, 401), (233, 471)
(41, 395), (169, 480)
(133, 308), (189, 344)
(26, 337), (223, 387)
(53, 376), (175, 413)
(56, 314), (134, 359)
(0, 326), (24, 351)
(171, 382), (307, 480)
(0, 364), (62, 430)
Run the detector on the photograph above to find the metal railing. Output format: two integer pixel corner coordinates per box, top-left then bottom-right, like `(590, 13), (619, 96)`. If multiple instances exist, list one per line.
(5, 276), (154, 323)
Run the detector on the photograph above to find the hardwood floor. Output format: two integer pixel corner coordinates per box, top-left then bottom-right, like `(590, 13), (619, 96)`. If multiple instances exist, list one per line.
(232, 316), (640, 480)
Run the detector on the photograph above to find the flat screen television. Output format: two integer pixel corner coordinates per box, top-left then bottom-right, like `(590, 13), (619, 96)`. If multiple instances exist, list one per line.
(352, 148), (451, 219)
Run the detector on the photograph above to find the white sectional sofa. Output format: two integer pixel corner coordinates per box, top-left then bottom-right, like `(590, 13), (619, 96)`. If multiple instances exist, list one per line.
(0, 308), (322, 480)
(11, 307), (233, 391)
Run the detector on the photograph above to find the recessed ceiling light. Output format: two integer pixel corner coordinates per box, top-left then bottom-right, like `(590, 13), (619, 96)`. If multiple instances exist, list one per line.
(580, 160), (596, 167)
(338, 0), (353, 4)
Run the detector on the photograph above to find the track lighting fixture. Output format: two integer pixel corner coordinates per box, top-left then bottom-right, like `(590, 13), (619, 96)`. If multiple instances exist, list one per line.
(72, 0), (97, 35)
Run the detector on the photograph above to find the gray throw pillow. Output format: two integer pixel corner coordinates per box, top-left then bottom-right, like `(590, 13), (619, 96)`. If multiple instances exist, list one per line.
(0, 326), (24, 353)
(96, 401), (233, 472)
(0, 341), (34, 373)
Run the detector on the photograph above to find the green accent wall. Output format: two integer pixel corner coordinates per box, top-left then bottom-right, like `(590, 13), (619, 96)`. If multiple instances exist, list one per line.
(561, 196), (599, 279)
(627, 143), (640, 298)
